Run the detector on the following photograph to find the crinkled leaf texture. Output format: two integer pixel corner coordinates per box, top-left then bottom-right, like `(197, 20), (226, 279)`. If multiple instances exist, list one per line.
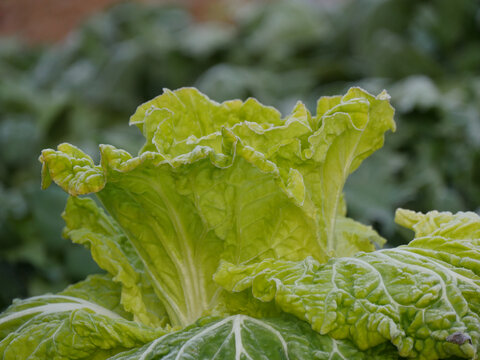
(0, 275), (165, 360)
(39, 87), (394, 327)
(109, 315), (399, 360)
(0, 276), (398, 360)
(215, 210), (480, 360)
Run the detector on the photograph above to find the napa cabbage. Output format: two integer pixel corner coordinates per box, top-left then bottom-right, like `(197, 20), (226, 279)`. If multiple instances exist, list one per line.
(1, 88), (479, 360)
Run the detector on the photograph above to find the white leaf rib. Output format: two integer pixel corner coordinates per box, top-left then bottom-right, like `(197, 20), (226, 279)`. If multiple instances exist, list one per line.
(172, 316), (291, 360)
(329, 340), (347, 360)
(342, 257), (401, 309)
(0, 298), (122, 327)
(394, 248), (480, 288)
(100, 186), (189, 326)
(175, 317), (232, 360)
(138, 333), (169, 360)
(247, 317), (290, 359)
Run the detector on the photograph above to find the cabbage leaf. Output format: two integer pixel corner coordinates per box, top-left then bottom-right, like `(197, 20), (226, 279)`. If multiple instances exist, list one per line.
(215, 210), (480, 359)
(2, 87), (478, 360)
(39, 87), (393, 326)
(109, 315), (399, 360)
(0, 275), (165, 360)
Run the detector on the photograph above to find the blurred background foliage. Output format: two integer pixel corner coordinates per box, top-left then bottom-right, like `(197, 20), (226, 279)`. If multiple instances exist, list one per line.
(1, 0), (480, 310)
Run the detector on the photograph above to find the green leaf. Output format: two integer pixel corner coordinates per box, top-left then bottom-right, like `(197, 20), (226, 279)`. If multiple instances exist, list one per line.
(334, 216), (386, 254)
(109, 315), (400, 360)
(63, 196), (167, 327)
(306, 88), (395, 255)
(60, 273), (133, 319)
(215, 210), (480, 359)
(0, 274), (164, 360)
(395, 208), (480, 239)
(40, 87), (394, 327)
(39, 143), (105, 196)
